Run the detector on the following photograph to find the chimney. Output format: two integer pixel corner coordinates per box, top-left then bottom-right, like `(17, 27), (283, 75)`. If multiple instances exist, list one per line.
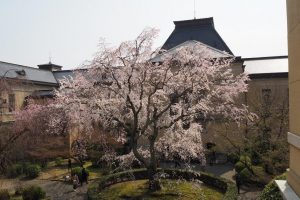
(38, 62), (62, 71)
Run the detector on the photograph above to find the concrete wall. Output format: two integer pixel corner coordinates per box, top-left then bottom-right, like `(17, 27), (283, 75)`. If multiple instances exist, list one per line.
(286, 0), (300, 196)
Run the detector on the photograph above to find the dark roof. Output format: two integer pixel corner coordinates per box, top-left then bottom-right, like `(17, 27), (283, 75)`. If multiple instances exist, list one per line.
(161, 18), (233, 55)
(249, 72), (288, 79)
(0, 61), (58, 86)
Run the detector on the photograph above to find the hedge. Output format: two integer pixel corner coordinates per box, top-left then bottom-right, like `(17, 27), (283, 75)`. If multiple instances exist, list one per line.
(259, 173), (286, 200)
(87, 168), (238, 200)
(6, 164), (23, 178)
(25, 164), (41, 179)
(0, 189), (10, 200)
(22, 185), (46, 200)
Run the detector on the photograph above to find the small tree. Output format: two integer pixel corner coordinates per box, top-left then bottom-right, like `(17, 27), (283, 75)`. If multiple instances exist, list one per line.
(56, 28), (251, 191)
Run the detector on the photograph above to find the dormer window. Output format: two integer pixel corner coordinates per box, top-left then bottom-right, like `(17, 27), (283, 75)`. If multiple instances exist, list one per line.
(15, 69), (26, 76)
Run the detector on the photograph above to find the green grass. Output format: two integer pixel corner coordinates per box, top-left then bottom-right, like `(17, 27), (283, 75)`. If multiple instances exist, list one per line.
(98, 179), (224, 200)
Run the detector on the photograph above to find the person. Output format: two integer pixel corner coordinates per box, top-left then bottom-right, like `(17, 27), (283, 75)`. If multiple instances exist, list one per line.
(80, 167), (89, 186)
(174, 155), (181, 168)
(72, 174), (79, 192)
(68, 158), (72, 172)
(236, 172), (241, 194)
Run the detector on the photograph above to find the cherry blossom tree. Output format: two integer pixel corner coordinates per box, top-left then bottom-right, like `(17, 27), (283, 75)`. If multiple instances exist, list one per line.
(0, 100), (68, 170)
(56, 28), (251, 190)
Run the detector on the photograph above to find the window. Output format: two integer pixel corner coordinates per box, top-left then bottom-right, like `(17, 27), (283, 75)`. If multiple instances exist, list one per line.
(8, 94), (15, 112)
(262, 89), (271, 103)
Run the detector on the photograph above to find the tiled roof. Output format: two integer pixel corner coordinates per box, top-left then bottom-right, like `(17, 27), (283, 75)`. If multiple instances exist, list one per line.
(162, 18), (233, 55)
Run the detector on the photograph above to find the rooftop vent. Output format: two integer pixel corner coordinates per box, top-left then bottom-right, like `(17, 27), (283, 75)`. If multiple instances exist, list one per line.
(38, 62), (62, 71)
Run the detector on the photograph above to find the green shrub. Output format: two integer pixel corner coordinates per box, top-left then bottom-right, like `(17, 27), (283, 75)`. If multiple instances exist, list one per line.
(25, 164), (41, 179)
(22, 162), (31, 174)
(239, 155), (252, 166)
(227, 152), (239, 164)
(240, 168), (252, 181)
(88, 150), (103, 167)
(234, 161), (245, 173)
(6, 164), (23, 178)
(55, 157), (63, 167)
(71, 167), (89, 181)
(22, 185), (45, 200)
(0, 189), (10, 200)
(260, 173), (285, 200)
(39, 160), (48, 169)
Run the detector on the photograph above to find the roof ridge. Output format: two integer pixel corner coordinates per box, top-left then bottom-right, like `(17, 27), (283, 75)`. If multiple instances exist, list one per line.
(0, 61), (45, 71)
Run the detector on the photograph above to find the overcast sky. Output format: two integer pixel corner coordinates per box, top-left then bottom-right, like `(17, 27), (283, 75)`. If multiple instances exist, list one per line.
(0, 0), (287, 70)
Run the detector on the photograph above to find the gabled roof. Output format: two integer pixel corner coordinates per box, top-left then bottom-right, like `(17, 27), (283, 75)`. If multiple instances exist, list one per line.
(162, 18), (233, 55)
(152, 40), (233, 63)
(0, 61), (58, 86)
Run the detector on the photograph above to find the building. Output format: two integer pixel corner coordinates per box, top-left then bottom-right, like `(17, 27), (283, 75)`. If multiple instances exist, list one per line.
(0, 62), (71, 159)
(160, 18), (289, 154)
(0, 17), (290, 163)
(275, 0), (300, 198)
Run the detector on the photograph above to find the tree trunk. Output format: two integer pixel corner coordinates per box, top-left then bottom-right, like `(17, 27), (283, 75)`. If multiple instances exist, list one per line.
(147, 166), (161, 191)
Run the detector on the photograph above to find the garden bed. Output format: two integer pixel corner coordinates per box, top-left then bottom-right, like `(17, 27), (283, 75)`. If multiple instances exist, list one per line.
(88, 168), (238, 200)
(98, 179), (223, 200)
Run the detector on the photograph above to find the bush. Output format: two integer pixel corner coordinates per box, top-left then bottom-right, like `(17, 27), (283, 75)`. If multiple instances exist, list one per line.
(71, 167), (89, 181)
(22, 162), (31, 174)
(39, 160), (48, 169)
(240, 168), (252, 181)
(55, 157), (63, 167)
(0, 189), (10, 200)
(227, 153), (239, 164)
(239, 155), (252, 166)
(25, 164), (41, 179)
(88, 150), (103, 167)
(22, 185), (45, 200)
(235, 161), (245, 173)
(6, 164), (23, 178)
(260, 173), (285, 200)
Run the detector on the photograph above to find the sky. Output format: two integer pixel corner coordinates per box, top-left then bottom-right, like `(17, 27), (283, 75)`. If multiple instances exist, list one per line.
(0, 0), (287, 70)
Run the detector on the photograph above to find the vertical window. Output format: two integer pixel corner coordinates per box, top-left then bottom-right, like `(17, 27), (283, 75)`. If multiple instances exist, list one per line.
(8, 94), (15, 112)
(262, 89), (271, 103)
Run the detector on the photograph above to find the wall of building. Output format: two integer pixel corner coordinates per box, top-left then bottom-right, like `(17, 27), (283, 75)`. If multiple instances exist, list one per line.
(286, 0), (300, 196)
(0, 80), (54, 122)
(201, 75), (289, 156)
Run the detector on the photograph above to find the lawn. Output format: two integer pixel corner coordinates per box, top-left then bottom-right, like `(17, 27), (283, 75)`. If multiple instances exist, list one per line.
(98, 179), (224, 200)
